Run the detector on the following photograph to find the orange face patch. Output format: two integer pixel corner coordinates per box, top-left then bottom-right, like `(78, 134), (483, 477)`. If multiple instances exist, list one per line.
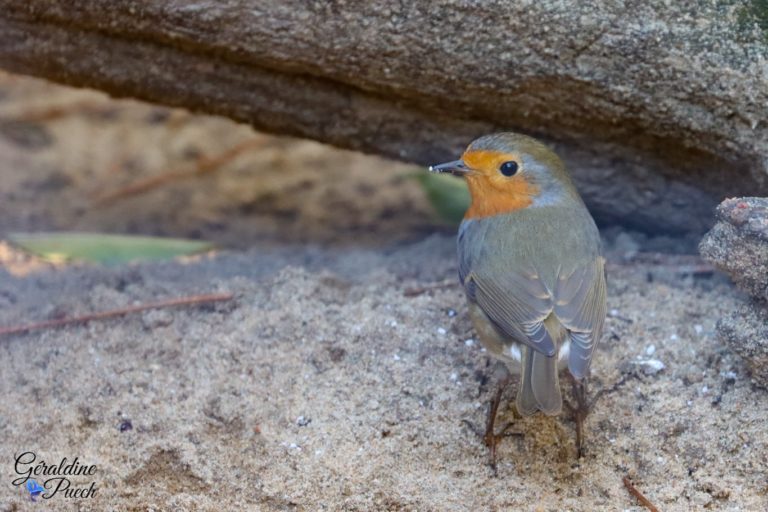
(462, 150), (517, 173)
(461, 149), (539, 219)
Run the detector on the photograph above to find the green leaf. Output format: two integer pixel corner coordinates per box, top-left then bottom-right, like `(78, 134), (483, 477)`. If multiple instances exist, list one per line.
(412, 171), (470, 224)
(8, 232), (215, 265)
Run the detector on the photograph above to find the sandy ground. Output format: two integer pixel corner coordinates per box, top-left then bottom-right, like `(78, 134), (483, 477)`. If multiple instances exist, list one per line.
(0, 240), (765, 511)
(0, 74), (766, 511)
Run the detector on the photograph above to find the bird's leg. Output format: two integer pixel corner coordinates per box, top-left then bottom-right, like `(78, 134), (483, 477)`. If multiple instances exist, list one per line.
(461, 370), (521, 474)
(483, 375), (511, 472)
(564, 376), (593, 458)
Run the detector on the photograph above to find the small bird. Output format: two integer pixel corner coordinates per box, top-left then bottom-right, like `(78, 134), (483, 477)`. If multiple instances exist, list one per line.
(429, 132), (606, 466)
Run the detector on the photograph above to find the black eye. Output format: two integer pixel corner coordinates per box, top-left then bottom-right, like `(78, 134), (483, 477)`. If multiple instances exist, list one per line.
(499, 161), (519, 176)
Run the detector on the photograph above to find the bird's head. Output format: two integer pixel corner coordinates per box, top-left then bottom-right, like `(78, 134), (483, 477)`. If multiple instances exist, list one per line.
(429, 132), (581, 219)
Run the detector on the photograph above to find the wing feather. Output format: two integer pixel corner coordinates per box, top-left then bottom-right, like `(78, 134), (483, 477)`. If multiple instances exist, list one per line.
(554, 258), (607, 379)
(464, 269), (557, 356)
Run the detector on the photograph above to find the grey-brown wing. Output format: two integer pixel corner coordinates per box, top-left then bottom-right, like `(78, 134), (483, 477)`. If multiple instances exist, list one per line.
(461, 264), (557, 357)
(553, 257), (607, 379)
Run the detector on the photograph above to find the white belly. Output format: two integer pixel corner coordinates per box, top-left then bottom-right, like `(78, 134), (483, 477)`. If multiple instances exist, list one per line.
(502, 339), (571, 374)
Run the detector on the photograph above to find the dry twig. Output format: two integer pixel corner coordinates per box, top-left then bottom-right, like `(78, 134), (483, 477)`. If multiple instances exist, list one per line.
(0, 292), (234, 337)
(93, 138), (266, 203)
(623, 476), (660, 512)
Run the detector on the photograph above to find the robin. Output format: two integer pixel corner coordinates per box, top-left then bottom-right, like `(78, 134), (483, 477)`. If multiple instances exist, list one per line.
(429, 132), (606, 467)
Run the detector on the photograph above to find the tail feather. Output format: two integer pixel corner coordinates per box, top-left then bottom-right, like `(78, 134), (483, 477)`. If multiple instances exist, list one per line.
(516, 346), (539, 416)
(515, 315), (565, 416)
(531, 350), (562, 414)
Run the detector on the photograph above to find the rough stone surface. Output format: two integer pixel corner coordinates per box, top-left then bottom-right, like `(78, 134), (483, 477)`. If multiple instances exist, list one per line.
(1, 1), (768, 234)
(717, 299), (768, 388)
(700, 197), (768, 299)
(700, 196), (768, 388)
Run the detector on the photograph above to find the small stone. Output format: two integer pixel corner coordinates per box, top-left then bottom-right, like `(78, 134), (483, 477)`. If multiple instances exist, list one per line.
(637, 359), (665, 375)
(296, 416), (311, 427)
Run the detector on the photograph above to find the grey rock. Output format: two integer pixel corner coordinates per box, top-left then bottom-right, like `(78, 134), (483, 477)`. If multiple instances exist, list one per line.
(701, 197), (768, 387)
(717, 300), (768, 388)
(700, 197), (768, 299)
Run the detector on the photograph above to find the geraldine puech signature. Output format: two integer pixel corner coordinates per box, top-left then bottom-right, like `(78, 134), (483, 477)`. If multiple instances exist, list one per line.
(12, 451), (98, 500)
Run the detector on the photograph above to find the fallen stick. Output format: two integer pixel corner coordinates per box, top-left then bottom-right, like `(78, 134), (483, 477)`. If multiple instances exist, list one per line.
(0, 292), (234, 337)
(93, 138), (266, 203)
(623, 476), (660, 512)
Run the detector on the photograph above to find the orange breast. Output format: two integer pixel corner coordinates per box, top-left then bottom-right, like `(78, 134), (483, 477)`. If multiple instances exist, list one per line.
(464, 175), (538, 219)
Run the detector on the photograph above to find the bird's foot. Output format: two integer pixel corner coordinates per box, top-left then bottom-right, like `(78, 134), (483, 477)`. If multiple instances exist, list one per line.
(462, 376), (521, 475)
(563, 377), (601, 458)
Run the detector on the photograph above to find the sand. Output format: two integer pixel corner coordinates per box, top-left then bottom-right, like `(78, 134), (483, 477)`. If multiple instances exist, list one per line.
(1, 240), (765, 511)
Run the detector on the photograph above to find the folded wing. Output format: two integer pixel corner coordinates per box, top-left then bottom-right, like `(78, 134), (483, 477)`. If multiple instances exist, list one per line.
(460, 253), (606, 374)
(553, 258), (607, 379)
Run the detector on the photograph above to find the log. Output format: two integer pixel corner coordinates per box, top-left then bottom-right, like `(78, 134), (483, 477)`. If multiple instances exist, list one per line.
(1, 1), (766, 234)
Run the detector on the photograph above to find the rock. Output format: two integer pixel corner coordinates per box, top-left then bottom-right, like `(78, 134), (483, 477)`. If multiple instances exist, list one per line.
(701, 197), (768, 387)
(2, 1), (768, 235)
(636, 358), (666, 376)
(717, 300), (768, 388)
(700, 197), (768, 299)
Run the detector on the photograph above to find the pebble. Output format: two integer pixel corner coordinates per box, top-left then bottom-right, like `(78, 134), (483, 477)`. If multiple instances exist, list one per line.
(637, 358), (665, 375)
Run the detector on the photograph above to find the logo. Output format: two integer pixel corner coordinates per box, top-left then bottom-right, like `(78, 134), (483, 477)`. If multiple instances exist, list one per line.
(25, 480), (44, 501)
(12, 452), (98, 501)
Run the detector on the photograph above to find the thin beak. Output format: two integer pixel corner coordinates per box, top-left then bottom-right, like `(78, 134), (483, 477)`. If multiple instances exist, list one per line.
(428, 159), (469, 176)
